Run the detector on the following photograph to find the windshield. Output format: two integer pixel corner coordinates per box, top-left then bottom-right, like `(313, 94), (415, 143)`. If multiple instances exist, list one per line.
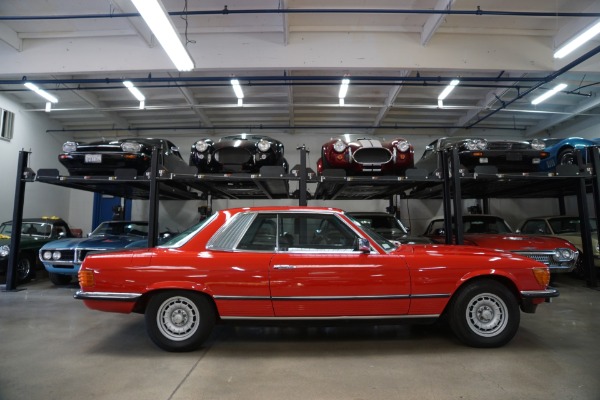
(346, 214), (398, 252)
(350, 214), (408, 234)
(549, 217), (597, 234)
(91, 222), (149, 237)
(160, 214), (218, 248)
(0, 222), (53, 238)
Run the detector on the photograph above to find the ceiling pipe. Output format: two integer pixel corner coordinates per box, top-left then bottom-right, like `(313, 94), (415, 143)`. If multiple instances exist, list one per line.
(0, 8), (599, 21)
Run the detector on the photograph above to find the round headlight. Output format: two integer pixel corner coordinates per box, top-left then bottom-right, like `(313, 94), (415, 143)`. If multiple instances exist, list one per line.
(561, 249), (574, 260)
(531, 138), (545, 150)
(195, 141), (209, 152)
(0, 245), (10, 257)
(395, 140), (410, 152)
(52, 251), (61, 261)
(62, 142), (77, 153)
(476, 139), (487, 150)
(333, 140), (347, 153)
(42, 251), (52, 260)
(465, 140), (478, 151)
(257, 139), (271, 152)
(121, 141), (143, 153)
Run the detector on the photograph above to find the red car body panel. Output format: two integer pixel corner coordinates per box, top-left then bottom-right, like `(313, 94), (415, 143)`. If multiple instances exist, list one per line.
(78, 207), (552, 319)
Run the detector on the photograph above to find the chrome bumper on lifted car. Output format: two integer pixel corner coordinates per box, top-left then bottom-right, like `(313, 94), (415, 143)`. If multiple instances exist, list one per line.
(513, 250), (578, 273)
(74, 290), (142, 301)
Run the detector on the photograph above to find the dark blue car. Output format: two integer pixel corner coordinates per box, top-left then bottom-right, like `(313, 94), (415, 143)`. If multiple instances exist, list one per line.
(39, 221), (149, 285)
(538, 137), (600, 172)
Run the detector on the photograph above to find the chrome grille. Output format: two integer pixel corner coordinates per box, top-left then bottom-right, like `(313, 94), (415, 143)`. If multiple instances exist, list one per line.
(486, 142), (530, 151)
(512, 251), (552, 264)
(352, 148), (392, 164)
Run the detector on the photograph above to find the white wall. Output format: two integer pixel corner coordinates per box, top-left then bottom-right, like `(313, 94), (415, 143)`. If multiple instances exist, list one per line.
(0, 94), (74, 225)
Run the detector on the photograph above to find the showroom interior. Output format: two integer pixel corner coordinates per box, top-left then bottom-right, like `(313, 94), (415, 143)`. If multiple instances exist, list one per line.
(1, 1), (600, 400)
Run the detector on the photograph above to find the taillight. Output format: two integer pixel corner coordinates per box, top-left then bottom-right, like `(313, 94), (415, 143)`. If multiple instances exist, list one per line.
(79, 270), (95, 287)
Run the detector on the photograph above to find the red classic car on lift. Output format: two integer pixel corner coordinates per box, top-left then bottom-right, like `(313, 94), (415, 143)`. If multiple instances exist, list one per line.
(423, 214), (579, 274)
(317, 134), (414, 175)
(76, 206), (557, 352)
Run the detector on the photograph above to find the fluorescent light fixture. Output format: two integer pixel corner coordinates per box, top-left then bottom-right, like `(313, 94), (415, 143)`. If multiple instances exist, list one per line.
(438, 79), (460, 100)
(231, 79), (244, 99)
(554, 20), (600, 59)
(339, 78), (350, 99)
(24, 82), (58, 103)
(238, 99), (243, 107)
(45, 102), (52, 112)
(437, 99), (444, 108)
(531, 83), (568, 105)
(130, 0), (195, 71)
(123, 81), (146, 102)
(339, 98), (345, 106)
(139, 100), (145, 110)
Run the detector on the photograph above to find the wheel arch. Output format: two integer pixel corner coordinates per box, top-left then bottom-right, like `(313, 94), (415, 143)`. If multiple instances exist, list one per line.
(133, 285), (218, 317)
(443, 273), (520, 315)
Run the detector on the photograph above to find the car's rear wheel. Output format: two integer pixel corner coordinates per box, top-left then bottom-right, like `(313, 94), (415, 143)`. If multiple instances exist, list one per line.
(16, 254), (35, 283)
(558, 147), (575, 165)
(145, 290), (215, 352)
(49, 272), (72, 285)
(449, 279), (519, 348)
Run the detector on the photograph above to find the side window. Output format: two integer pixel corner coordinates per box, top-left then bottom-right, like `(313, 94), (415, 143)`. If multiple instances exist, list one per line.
(237, 214), (278, 251)
(521, 220), (546, 234)
(280, 214), (358, 252)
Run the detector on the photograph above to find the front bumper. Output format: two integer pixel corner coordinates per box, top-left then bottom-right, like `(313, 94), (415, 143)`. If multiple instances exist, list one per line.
(460, 150), (548, 173)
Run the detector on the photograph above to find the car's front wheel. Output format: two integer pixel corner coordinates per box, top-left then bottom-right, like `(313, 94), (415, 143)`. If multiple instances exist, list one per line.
(16, 254), (35, 283)
(145, 290), (215, 352)
(449, 279), (520, 348)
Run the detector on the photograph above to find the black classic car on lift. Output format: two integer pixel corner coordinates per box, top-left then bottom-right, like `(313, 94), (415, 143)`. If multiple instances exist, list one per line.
(58, 137), (195, 176)
(415, 137), (550, 175)
(189, 133), (288, 174)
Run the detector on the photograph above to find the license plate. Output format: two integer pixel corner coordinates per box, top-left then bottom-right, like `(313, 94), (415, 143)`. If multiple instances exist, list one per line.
(506, 153), (523, 161)
(84, 154), (102, 163)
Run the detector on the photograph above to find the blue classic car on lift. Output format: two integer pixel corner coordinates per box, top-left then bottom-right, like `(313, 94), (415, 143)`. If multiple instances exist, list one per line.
(39, 221), (149, 285)
(538, 137), (600, 172)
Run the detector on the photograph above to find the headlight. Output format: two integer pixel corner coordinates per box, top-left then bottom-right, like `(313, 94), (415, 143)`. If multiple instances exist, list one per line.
(42, 251), (52, 260)
(553, 248), (575, 261)
(333, 140), (347, 153)
(465, 139), (487, 151)
(395, 140), (410, 152)
(194, 141), (210, 152)
(121, 141), (143, 153)
(0, 245), (10, 257)
(257, 139), (271, 152)
(52, 251), (62, 261)
(530, 138), (545, 150)
(62, 141), (77, 153)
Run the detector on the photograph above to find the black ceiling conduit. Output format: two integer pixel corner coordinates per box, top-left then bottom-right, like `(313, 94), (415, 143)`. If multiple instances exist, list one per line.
(0, 8), (599, 21)
(465, 43), (600, 129)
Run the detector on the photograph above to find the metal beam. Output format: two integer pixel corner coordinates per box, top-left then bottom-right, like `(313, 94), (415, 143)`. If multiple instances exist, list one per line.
(0, 22), (22, 51)
(421, 0), (456, 46)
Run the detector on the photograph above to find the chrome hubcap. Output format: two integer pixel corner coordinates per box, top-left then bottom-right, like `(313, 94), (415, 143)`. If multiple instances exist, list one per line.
(466, 293), (508, 337)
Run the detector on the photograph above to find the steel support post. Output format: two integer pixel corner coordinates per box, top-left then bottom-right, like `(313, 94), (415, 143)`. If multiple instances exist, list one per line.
(147, 147), (160, 248)
(4, 151), (30, 291)
(440, 150), (453, 244)
(586, 146), (600, 287)
(450, 147), (464, 245)
(297, 145), (308, 206)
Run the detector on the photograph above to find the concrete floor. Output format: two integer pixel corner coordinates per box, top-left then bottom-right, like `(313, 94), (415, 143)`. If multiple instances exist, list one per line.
(0, 273), (599, 400)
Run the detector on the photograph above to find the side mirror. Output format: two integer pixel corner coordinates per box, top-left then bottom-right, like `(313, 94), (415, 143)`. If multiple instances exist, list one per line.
(515, 229), (521, 234)
(57, 231), (66, 238)
(354, 237), (371, 253)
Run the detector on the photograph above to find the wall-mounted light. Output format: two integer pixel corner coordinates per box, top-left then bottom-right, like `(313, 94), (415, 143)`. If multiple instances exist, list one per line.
(531, 83), (568, 105)
(231, 79), (244, 106)
(123, 81), (146, 109)
(339, 78), (350, 106)
(130, 0), (195, 71)
(554, 20), (600, 59)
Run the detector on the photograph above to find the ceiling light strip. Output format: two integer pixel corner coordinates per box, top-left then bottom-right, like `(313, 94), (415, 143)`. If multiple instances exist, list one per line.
(437, 79), (460, 100)
(531, 83), (567, 105)
(554, 20), (600, 59)
(24, 82), (58, 103)
(130, 0), (195, 71)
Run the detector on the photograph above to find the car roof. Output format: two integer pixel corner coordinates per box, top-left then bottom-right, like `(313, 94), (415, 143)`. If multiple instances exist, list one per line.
(1, 217), (67, 224)
(223, 206), (345, 214)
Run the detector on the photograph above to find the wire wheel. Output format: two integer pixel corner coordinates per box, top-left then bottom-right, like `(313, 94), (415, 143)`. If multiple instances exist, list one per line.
(156, 296), (200, 342)
(465, 293), (508, 337)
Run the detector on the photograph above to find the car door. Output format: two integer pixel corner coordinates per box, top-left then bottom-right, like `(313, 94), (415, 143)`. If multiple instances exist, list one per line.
(269, 212), (411, 318)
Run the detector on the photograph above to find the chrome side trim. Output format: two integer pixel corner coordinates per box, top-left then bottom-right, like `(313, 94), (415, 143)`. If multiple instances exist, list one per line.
(520, 288), (560, 299)
(74, 290), (142, 301)
(213, 295), (271, 301)
(214, 294), (450, 301)
(221, 314), (440, 321)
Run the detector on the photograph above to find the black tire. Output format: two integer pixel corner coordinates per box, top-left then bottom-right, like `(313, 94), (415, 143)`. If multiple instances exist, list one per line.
(49, 272), (72, 285)
(145, 290), (215, 352)
(448, 279), (520, 348)
(558, 147), (575, 165)
(571, 254), (586, 279)
(16, 254), (35, 283)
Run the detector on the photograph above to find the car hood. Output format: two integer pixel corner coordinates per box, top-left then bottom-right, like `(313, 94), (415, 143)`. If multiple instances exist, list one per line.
(463, 233), (575, 251)
(40, 235), (145, 250)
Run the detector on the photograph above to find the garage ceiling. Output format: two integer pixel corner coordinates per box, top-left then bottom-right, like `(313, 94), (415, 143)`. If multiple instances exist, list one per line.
(0, 0), (599, 139)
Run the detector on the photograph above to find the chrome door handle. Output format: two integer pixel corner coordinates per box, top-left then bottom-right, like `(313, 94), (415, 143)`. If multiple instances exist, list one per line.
(273, 264), (296, 270)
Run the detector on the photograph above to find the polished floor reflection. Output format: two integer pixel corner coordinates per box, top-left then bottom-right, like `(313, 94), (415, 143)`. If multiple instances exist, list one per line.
(1, 274), (599, 400)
